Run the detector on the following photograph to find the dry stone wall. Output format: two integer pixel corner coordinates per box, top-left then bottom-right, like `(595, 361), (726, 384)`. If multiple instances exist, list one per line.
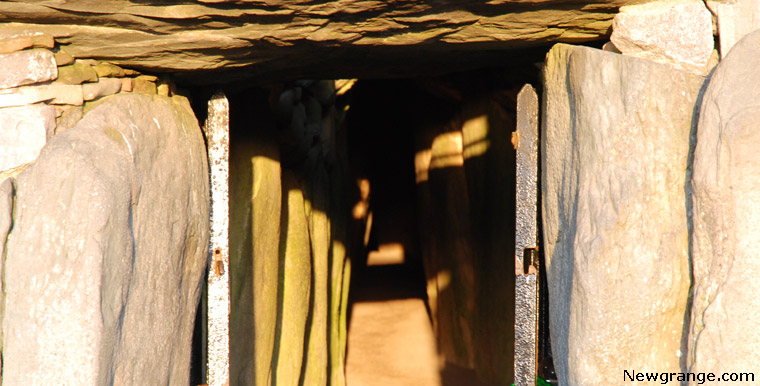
(0, 32), (179, 181)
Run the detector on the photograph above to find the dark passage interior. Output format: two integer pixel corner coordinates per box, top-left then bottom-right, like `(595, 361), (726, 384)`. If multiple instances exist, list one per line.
(189, 59), (554, 386)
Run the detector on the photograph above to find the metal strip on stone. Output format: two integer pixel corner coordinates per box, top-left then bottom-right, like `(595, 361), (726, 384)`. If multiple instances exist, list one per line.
(514, 83), (539, 386)
(206, 91), (230, 386)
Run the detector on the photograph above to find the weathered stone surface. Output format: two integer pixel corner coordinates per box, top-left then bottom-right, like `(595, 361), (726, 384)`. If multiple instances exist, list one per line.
(53, 50), (74, 66)
(82, 78), (122, 101)
(93, 62), (126, 78)
(2, 93), (209, 385)
(688, 29), (760, 380)
(711, 0), (760, 57)
(56, 61), (98, 85)
(0, 103), (55, 172)
(0, 0), (649, 83)
(0, 32), (54, 54)
(121, 77), (133, 92)
(542, 43), (704, 385)
(273, 170), (312, 386)
(611, 0), (714, 74)
(55, 105), (83, 134)
(228, 103), (282, 386)
(0, 49), (57, 89)
(0, 177), (10, 377)
(0, 83), (83, 107)
(302, 166), (331, 385)
(133, 77), (157, 94)
(0, 177), (11, 287)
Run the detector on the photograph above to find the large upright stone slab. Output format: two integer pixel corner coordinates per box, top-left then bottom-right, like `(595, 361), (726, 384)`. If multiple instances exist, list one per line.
(2, 93), (209, 385)
(542, 43), (704, 385)
(688, 30), (760, 380)
(0, 177), (10, 381)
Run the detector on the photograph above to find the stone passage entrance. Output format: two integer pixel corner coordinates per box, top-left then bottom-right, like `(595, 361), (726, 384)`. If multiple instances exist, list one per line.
(190, 62), (551, 386)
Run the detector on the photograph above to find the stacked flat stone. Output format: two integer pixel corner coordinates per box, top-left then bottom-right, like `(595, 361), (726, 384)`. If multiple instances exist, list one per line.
(0, 32), (170, 179)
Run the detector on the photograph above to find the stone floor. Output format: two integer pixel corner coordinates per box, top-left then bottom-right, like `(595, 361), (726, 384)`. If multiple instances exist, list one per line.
(345, 250), (490, 386)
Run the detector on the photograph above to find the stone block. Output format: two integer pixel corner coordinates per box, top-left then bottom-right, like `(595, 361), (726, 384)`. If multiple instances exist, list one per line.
(82, 78), (122, 101)
(121, 77), (133, 92)
(53, 50), (75, 66)
(688, 29), (760, 380)
(542, 43), (705, 385)
(2, 93), (209, 385)
(92, 62), (126, 78)
(55, 61), (98, 85)
(82, 78), (121, 101)
(0, 104), (55, 172)
(611, 0), (714, 74)
(713, 0), (760, 57)
(133, 77), (157, 94)
(0, 33), (54, 54)
(0, 83), (84, 108)
(0, 49), (58, 89)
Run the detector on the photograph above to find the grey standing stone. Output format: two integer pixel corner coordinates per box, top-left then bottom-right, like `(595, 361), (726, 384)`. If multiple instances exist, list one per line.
(0, 178), (11, 384)
(542, 43), (704, 385)
(688, 29), (760, 381)
(611, 0), (714, 74)
(273, 170), (312, 386)
(2, 93), (209, 386)
(0, 103), (55, 172)
(0, 49), (57, 89)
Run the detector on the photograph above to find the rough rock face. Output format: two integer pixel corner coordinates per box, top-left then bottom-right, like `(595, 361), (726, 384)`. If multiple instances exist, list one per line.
(0, 103), (55, 173)
(0, 49), (56, 89)
(2, 93), (209, 385)
(688, 30), (760, 380)
(542, 44), (704, 385)
(610, 0), (714, 74)
(708, 0), (760, 57)
(0, 0), (650, 82)
(0, 178), (10, 380)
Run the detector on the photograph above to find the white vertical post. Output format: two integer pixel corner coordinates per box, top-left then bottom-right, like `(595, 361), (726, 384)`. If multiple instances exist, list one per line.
(206, 91), (230, 386)
(514, 84), (539, 386)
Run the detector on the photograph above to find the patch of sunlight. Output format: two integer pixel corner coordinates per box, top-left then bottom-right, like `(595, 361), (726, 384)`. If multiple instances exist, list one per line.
(462, 114), (490, 159)
(367, 243), (405, 266)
